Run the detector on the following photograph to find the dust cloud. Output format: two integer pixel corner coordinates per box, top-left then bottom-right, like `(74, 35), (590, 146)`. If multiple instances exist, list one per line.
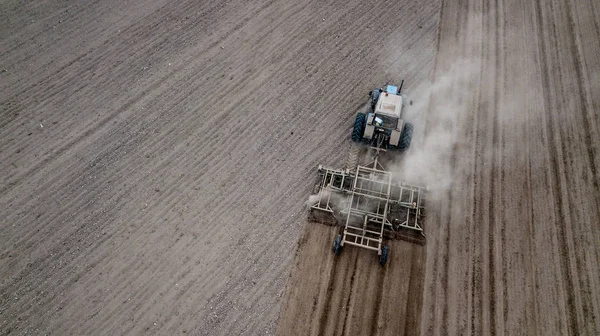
(390, 59), (480, 191)
(306, 188), (350, 213)
(306, 190), (330, 208)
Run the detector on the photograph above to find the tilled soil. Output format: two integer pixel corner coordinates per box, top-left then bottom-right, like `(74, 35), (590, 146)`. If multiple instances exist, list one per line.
(278, 0), (600, 335)
(0, 0), (439, 335)
(2, 0), (600, 335)
(421, 0), (600, 335)
(276, 223), (426, 336)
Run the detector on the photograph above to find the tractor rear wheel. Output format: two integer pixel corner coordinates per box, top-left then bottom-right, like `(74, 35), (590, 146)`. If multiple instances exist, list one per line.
(333, 234), (342, 255)
(380, 245), (389, 266)
(398, 122), (413, 151)
(352, 113), (366, 142)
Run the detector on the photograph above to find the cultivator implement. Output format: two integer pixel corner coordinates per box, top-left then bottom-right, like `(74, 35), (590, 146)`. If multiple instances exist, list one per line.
(309, 147), (426, 265)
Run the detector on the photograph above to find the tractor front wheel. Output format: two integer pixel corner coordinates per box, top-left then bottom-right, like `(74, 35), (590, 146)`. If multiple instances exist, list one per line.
(398, 122), (413, 151)
(371, 89), (381, 110)
(352, 113), (366, 142)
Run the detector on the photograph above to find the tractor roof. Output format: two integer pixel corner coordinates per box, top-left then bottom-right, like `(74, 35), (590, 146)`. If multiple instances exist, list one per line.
(375, 93), (403, 119)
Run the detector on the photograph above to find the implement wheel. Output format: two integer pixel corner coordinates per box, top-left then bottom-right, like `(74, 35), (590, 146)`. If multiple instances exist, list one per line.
(352, 113), (366, 142)
(398, 122), (413, 151)
(333, 234), (342, 255)
(379, 245), (389, 266)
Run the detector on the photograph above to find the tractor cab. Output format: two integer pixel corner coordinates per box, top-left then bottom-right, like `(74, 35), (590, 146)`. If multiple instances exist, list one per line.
(372, 90), (403, 125)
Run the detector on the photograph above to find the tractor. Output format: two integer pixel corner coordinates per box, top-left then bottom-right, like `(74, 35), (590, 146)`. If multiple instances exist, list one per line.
(308, 81), (426, 267)
(352, 82), (413, 151)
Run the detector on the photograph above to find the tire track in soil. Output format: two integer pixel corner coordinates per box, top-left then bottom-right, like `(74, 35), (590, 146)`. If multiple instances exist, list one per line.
(563, 2), (600, 328)
(530, 1), (570, 333)
(536, 0), (583, 333)
(368, 261), (387, 336)
(338, 255), (360, 336)
(490, 0), (502, 333)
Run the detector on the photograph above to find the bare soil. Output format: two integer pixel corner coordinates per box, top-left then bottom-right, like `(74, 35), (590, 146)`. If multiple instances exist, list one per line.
(277, 222), (426, 336)
(421, 0), (600, 335)
(278, 0), (600, 335)
(1, 0), (599, 335)
(0, 0), (438, 335)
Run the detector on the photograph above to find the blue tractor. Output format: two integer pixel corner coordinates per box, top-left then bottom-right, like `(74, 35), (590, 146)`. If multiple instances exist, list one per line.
(352, 82), (413, 151)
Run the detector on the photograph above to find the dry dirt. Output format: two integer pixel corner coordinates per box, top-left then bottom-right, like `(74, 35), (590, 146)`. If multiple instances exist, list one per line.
(421, 0), (600, 335)
(278, 0), (600, 335)
(1, 0), (599, 336)
(0, 0), (438, 335)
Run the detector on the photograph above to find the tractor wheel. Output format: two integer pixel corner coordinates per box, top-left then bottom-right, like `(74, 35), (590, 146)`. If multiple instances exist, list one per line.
(371, 89), (381, 110)
(398, 122), (413, 151)
(380, 245), (389, 266)
(352, 113), (366, 142)
(333, 234), (342, 255)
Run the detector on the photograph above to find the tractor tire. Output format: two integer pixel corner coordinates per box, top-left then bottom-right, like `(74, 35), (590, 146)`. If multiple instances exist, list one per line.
(333, 234), (342, 255)
(398, 122), (413, 151)
(380, 245), (389, 266)
(371, 89), (381, 110)
(352, 113), (366, 142)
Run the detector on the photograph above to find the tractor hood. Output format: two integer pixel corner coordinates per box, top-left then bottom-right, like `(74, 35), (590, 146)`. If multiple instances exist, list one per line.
(374, 92), (403, 119)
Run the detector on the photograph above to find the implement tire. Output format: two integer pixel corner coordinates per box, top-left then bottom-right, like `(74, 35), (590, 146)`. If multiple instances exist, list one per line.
(333, 234), (342, 255)
(380, 245), (389, 266)
(352, 113), (366, 142)
(398, 122), (413, 151)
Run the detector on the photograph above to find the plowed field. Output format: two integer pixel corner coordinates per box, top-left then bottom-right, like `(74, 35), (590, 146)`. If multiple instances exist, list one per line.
(278, 0), (600, 335)
(1, 0), (599, 335)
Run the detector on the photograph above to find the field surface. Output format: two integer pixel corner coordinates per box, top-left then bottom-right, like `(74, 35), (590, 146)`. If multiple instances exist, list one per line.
(278, 0), (600, 335)
(1, 0), (599, 335)
(421, 1), (600, 335)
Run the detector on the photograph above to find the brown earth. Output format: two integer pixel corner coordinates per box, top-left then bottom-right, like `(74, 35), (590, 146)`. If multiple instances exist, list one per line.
(277, 0), (600, 335)
(0, 0), (438, 335)
(422, 0), (600, 335)
(1, 0), (599, 336)
(276, 222), (427, 336)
